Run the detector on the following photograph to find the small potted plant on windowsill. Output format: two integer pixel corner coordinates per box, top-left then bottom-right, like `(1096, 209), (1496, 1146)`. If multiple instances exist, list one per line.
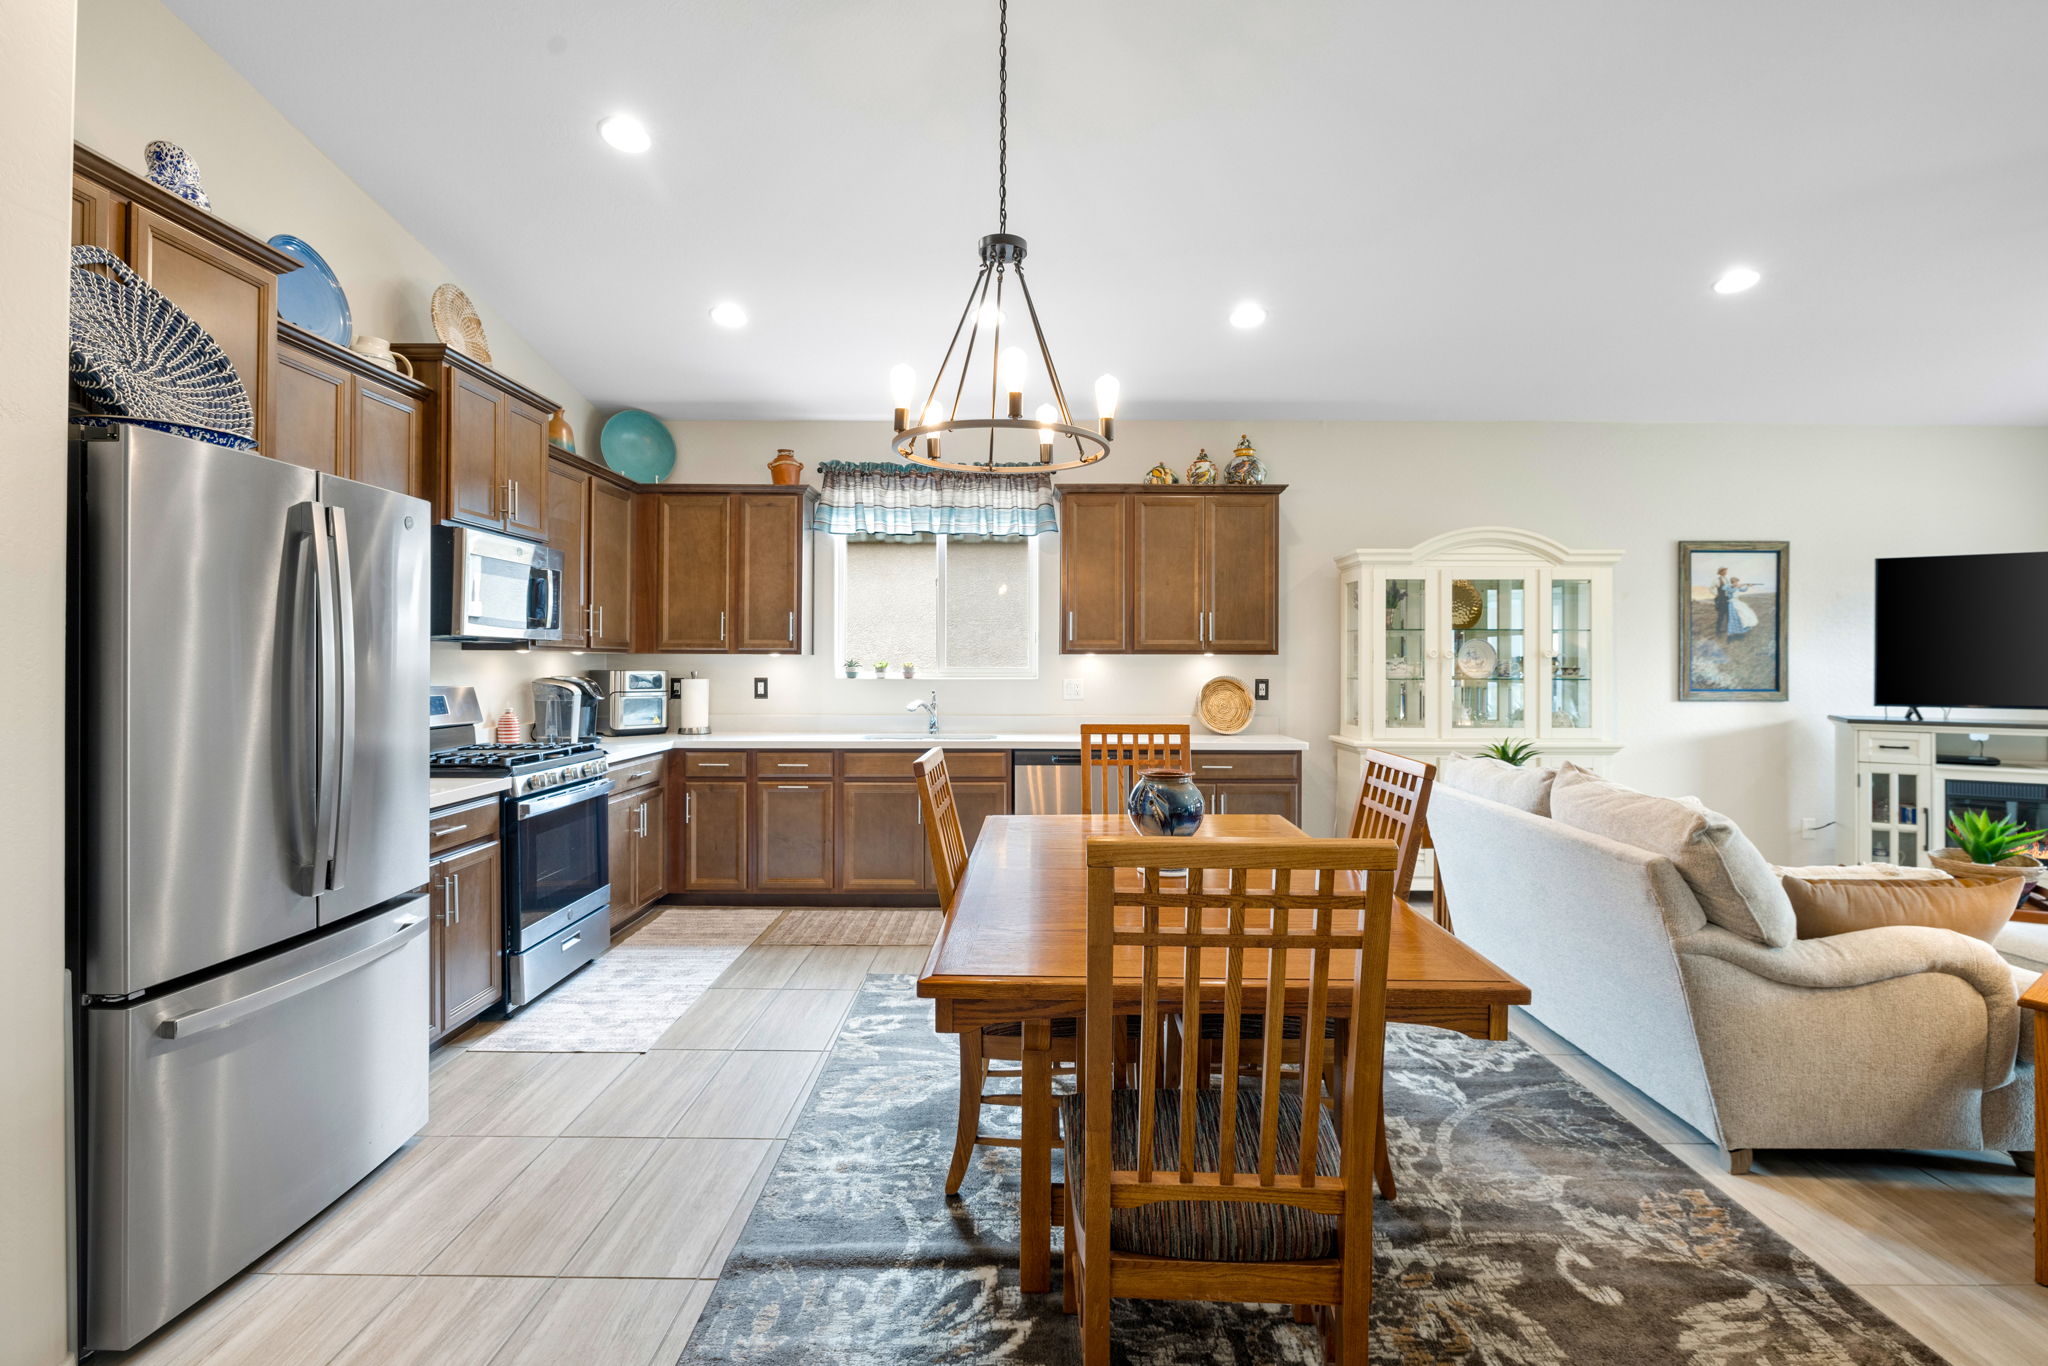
(843, 657), (859, 679)
(874, 660), (890, 679)
(901, 661), (916, 679)
(1930, 809), (2046, 906)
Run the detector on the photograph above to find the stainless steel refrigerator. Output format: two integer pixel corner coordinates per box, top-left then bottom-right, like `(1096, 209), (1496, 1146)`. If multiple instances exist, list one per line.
(73, 426), (433, 1352)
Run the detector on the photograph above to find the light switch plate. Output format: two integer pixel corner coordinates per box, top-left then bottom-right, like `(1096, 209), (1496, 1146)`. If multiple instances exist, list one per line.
(1062, 679), (1084, 700)
(1254, 678), (1270, 700)
(753, 677), (769, 700)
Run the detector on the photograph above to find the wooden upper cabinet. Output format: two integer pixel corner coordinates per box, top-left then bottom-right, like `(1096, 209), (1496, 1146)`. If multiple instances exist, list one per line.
(733, 493), (801, 652)
(1059, 485), (1284, 656)
(71, 172), (119, 252)
(649, 493), (732, 651)
(588, 478), (634, 651)
(351, 377), (427, 501)
(273, 325), (430, 498)
(273, 343), (349, 477)
(394, 344), (558, 541)
(1059, 490), (1129, 653)
(547, 457), (591, 650)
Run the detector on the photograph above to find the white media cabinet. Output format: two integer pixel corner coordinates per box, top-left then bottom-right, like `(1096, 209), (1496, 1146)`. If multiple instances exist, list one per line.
(1830, 715), (2048, 867)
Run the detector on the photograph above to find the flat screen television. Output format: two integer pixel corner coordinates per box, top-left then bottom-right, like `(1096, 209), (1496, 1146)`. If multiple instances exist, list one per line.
(1874, 551), (2048, 711)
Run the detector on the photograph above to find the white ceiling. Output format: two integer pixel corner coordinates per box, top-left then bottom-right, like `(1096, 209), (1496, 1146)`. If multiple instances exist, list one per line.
(168, 0), (2048, 423)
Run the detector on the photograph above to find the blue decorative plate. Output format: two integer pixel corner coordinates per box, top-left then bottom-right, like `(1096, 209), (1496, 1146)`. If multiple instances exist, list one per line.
(601, 409), (677, 482)
(268, 234), (352, 346)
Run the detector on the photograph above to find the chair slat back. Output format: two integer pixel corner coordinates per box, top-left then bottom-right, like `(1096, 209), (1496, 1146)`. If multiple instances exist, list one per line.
(1079, 723), (1193, 814)
(1348, 749), (1436, 900)
(914, 747), (968, 909)
(1082, 837), (1396, 1213)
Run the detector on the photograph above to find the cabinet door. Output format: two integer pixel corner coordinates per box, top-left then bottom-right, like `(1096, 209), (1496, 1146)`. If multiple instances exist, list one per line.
(1206, 781), (1299, 824)
(1537, 570), (1600, 738)
(548, 459), (591, 649)
(127, 204), (278, 457)
(1130, 494), (1206, 652)
(438, 840), (504, 1031)
(427, 863), (451, 1039)
(1060, 491), (1129, 652)
(502, 402), (551, 540)
(72, 173), (120, 251)
(681, 781), (749, 892)
(445, 371), (506, 529)
(1443, 569), (1529, 737)
(607, 789), (639, 915)
(951, 780), (1010, 857)
(1373, 572), (1432, 737)
(634, 788), (668, 908)
(353, 377), (427, 500)
(588, 479), (635, 651)
(1858, 765), (1929, 866)
(754, 781), (835, 890)
(733, 493), (801, 652)
(273, 344), (350, 477)
(1204, 497), (1279, 653)
(838, 782), (930, 892)
(653, 494), (733, 651)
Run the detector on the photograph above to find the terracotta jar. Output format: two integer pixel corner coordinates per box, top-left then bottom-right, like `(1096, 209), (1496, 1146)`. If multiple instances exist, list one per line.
(767, 448), (804, 485)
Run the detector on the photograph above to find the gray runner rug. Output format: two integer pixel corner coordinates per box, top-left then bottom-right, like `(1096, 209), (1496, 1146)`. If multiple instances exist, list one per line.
(679, 975), (1941, 1365)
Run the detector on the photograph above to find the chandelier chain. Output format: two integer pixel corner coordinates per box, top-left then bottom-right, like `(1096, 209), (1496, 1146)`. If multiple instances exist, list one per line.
(997, 0), (1008, 233)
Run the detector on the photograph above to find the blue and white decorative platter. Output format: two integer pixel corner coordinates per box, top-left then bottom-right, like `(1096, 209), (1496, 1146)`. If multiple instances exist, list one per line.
(68, 245), (255, 449)
(268, 234), (353, 347)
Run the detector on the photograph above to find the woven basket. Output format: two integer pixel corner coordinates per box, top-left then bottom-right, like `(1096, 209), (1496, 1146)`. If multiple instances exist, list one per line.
(1197, 676), (1255, 735)
(431, 283), (493, 365)
(1926, 849), (2044, 908)
(68, 245), (254, 448)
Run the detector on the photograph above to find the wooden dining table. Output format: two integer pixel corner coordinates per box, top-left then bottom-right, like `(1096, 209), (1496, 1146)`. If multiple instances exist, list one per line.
(915, 812), (1533, 1294)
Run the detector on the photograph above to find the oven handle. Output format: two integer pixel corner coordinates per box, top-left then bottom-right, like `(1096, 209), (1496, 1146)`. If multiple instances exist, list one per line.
(516, 776), (616, 820)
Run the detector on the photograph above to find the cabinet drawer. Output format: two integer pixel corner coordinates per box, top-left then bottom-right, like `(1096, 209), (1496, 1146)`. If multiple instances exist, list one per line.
(428, 798), (500, 855)
(1189, 751), (1300, 781)
(842, 749), (1008, 780)
(1857, 731), (1931, 765)
(758, 751), (835, 777)
(682, 751), (748, 777)
(611, 756), (664, 791)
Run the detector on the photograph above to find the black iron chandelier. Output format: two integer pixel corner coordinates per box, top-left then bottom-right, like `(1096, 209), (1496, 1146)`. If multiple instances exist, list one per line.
(888, 0), (1116, 473)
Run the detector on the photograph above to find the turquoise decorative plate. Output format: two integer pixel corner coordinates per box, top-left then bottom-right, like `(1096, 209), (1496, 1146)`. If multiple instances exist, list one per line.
(268, 235), (352, 347)
(601, 409), (676, 482)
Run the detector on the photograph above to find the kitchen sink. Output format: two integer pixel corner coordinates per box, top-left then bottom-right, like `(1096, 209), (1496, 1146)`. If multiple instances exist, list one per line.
(859, 733), (999, 741)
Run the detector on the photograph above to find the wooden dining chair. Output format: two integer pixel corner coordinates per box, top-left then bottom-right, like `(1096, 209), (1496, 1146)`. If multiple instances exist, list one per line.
(916, 747), (1081, 1196)
(1063, 835), (1397, 1365)
(1078, 723), (1192, 814)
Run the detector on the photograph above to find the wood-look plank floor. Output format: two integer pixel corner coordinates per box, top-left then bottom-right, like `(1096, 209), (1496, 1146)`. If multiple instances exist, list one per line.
(106, 933), (2048, 1366)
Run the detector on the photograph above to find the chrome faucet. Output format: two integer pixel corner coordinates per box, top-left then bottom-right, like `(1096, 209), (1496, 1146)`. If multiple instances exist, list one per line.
(906, 689), (940, 736)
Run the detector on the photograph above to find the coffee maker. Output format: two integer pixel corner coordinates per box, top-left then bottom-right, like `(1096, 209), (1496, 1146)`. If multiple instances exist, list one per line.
(531, 676), (600, 743)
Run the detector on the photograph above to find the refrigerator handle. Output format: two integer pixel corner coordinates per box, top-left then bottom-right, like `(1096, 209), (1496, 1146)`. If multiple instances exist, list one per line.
(155, 914), (426, 1040)
(286, 503), (324, 895)
(308, 500), (342, 896)
(325, 505), (357, 892)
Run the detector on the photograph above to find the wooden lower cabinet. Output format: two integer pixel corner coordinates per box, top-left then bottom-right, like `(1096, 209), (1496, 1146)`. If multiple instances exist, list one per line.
(754, 781), (836, 890)
(680, 780), (749, 892)
(952, 780), (1010, 854)
(429, 837), (503, 1044)
(838, 782), (929, 892)
(607, 785), (670, 929)
(1200, 781), (1300, 824)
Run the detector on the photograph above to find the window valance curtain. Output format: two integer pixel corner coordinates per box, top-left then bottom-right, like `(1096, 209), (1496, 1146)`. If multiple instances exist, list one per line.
(810, 461), (1059, 539)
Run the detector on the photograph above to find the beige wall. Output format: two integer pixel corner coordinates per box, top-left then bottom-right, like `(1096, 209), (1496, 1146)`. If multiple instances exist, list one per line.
(2, 0), (81, 1358)
(620, 420), (2048, 854)
(73, 0), (598, 446)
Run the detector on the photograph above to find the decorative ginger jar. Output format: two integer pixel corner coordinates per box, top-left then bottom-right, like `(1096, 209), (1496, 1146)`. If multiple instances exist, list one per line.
(1225, 433), (1266, 485)
(767, 448), (804, 485)
(1185, 449), (1218, 484)
(1144, 461), (1180, 484)
(1126, 767), (1205, 837)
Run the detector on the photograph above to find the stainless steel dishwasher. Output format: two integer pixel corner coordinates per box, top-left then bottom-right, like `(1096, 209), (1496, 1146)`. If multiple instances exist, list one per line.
(1012, 749), (1083, 814)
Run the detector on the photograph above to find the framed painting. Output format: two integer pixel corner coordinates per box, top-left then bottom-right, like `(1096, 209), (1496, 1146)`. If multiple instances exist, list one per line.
(1677, 541), (1788, 701)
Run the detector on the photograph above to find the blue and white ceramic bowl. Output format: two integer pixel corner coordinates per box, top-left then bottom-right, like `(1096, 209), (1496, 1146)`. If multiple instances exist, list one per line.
(143, 140), (210, 210)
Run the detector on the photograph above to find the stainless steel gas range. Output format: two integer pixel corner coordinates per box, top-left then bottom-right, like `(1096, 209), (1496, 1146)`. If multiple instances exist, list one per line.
(430, 688), (613, 1009)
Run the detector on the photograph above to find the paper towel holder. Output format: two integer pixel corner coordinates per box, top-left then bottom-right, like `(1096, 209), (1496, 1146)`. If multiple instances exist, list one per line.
(675, 671), (712, 735)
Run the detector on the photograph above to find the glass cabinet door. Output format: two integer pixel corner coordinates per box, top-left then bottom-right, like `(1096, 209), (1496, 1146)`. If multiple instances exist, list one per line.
(1547, 577), (1594, 731)
(1863, 767), (1923, 865)
(1447, 576), (1525, 733)
(1342, 576), (1361, 731)
(1381, 576), (1427, 730)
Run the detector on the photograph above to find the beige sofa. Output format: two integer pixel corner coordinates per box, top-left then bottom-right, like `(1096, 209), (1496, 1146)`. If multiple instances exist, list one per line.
(1426, 767), (2037, 1171)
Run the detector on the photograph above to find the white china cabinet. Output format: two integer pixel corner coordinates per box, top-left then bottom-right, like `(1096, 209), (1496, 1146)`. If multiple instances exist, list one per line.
(1334, 528), (1623, 883)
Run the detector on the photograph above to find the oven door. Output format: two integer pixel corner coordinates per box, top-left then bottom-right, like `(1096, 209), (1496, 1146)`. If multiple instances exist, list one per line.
(603, 692), (669, 735)
(506, 776), (612, 950)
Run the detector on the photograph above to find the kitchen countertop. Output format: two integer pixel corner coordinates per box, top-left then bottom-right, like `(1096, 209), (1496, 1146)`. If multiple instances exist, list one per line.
(430, 775), (510, 809)
(596, 731), (1308, 765)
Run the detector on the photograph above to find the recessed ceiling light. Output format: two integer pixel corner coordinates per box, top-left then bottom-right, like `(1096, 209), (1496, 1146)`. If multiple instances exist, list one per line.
(1712, 265), (1761, 295)
(708, 301), (748, 328)
(1229, 301), (1267, 329)
(597, 113), (651, 154)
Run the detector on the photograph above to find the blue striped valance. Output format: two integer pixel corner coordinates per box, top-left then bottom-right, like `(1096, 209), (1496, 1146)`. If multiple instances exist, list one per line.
(810, 461), (1058, 538)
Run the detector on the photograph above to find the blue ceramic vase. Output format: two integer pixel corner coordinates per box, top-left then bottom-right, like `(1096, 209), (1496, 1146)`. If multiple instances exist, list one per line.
(1126, 768), (1205, 837)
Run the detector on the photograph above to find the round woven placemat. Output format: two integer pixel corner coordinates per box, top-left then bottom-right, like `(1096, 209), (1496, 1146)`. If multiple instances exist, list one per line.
(1197, 676), (1255, 734)
(431, 283), (493, 365)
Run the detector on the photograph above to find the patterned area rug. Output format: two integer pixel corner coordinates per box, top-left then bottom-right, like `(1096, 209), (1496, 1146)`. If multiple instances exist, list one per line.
(468, 944), (744, 1052)
(679, 976), (1941, 1365)
(757, 908), (944, 946)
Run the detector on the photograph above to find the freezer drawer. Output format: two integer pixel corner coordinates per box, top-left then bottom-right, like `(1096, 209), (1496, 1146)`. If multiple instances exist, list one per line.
(83, 901), (429, 1352)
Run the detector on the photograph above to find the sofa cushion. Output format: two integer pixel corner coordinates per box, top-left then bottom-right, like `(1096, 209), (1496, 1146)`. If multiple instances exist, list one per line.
(1783, 874), (2019, 944)
(1551, 768), (1796, 947)
(1996, 919), (2048, 974)
(1773, 862), (1949, 882)
(1438, 754), (1558, 815)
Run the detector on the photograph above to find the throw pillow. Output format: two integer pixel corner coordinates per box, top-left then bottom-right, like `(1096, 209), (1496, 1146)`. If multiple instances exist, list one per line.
(1783, 874), (2019, 944)
(1550, 767), (1797, 946)
(1436, 754), (1557, 815)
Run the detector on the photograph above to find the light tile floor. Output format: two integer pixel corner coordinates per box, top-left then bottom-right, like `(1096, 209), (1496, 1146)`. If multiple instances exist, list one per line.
(106, 909), (2044, 1365)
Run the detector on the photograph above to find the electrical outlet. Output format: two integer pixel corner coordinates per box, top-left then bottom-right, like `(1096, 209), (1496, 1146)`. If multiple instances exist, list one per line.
(1062, 679), (1083, 701)
(1799, 816), (1824, 840)
(1254, 678), (1270, 701)
(753, 677), (769, 700)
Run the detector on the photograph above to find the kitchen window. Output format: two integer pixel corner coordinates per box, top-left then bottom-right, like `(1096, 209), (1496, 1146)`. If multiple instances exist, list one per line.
(833, 533), (1038, 678)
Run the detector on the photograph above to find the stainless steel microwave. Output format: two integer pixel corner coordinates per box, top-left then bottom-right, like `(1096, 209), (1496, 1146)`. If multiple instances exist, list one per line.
(432, 525), (562, 642)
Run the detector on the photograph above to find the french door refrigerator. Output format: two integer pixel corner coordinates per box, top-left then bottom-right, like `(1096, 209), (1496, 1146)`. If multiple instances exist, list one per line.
(72, 426), (433, 1351)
